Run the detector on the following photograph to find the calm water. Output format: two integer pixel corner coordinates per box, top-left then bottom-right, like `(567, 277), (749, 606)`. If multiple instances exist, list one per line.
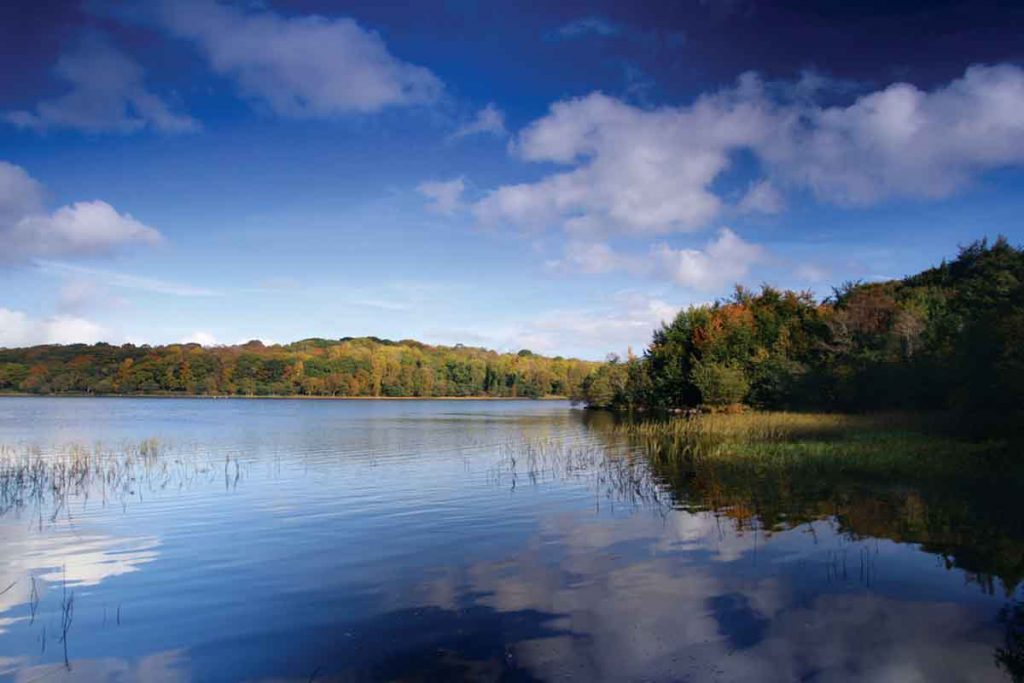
(0, 397), (1020, 682)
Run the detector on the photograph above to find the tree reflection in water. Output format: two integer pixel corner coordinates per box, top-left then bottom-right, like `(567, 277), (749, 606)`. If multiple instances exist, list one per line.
(495, 410), (1024, 679)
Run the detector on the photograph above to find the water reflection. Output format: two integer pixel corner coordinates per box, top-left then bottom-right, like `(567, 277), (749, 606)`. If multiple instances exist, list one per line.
(0, 399), (1018, 681)
(554, 411), (1024, 595)
(1000, 600), (1024, 682)
(9, 649), (189, 682)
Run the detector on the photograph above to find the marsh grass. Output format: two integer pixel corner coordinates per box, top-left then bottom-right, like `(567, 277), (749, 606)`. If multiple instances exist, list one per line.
(0, 440), (239, 521)
(618, 411), (1007, 480)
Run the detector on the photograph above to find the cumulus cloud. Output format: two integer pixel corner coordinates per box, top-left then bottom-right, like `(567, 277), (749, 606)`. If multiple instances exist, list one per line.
(761, 63), (1024, 204)
(450, 103), (507, 140)
(474, 85), (773, 236)
(417, 177), (466, 215)
(156, 0), (441, 117)
(0, 162), (161, 264)
(0, 308), (107, 348)
(5, 36), (197, 134)
(545, 228), (766, 292)
(653, 228), (765, 290)
(472, 64), (1024, 236)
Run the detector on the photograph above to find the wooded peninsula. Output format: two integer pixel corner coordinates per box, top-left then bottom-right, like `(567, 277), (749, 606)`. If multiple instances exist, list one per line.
(576, 237), (1023, 432)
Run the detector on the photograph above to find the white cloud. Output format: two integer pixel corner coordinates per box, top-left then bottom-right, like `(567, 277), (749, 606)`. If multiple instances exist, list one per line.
(737, 179), (784, 214)
(0, 161), (45, 226)
(157, 0), (441, 117)
(474, 85), (773, 236)
(653, 228), (765, 290)
(180, 331), (217, 346)
(417, 177), (466, 215)
(511, 294), (681, 358)
(557, 17), (621, 39)
(761, 63), (1024, 204)
(430, 293), (684, 359)
(472, 64), (1024, 237)
(14, 202), (161, 255)
(5, 36), (197, 134)
(547, 228), (767, 293)
(0, 162), (161, 264)
(547, 241), (637, 274)
(450, 103), (507, 140)
(0, 308), (107, 348)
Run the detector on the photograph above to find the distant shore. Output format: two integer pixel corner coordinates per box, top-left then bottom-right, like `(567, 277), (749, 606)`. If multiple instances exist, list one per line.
(0, 392), (571, 401)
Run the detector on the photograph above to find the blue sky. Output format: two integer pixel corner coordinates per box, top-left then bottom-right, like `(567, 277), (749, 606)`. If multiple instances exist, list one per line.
(1, 0), (1023, 359)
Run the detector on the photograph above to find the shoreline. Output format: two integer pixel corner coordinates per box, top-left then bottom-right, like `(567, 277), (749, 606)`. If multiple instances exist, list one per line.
(0, 392), (572, 402)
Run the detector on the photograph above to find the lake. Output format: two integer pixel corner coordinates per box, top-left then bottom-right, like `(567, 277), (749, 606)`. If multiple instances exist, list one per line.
(0, 397), (1020, 681)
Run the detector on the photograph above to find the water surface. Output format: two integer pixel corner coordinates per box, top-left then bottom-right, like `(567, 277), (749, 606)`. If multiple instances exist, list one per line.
(0, 397), (1020, 681)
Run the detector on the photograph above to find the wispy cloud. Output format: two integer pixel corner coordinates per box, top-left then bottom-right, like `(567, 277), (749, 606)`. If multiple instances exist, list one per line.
(417, 177), (466, 215)
(449, 103), (507, 140)
(35, 261), (222, 297)
(428, 292), (685, 359)
(556, 17), (621, 39)
(737, 179), (784, 214)
(5, 35), (198, 134)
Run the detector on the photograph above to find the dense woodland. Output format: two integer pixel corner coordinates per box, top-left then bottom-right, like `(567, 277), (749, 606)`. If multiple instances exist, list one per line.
(0, 337), (598, 398)
(577, 237), (1024, 426)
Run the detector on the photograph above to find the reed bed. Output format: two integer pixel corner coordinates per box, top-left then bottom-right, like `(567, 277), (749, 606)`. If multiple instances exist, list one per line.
(616, 411), (1001, 479)
(0, 440), (238, 520)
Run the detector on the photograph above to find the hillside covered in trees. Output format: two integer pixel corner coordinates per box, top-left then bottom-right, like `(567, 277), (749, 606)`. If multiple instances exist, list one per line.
(0, 337), (598, 399)
(577, 237), (1024, 425)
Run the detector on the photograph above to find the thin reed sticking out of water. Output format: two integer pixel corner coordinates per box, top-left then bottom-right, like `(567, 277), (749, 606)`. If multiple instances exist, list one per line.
(0, 440), (243, 523)
(493, 437), (671, 513)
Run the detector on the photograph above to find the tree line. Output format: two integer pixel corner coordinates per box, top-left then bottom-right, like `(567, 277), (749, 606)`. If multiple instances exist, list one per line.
(576, 237), (1024, 426)
(0, 336), (599, 399)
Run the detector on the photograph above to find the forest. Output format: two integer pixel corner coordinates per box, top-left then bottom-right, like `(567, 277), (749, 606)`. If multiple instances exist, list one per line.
(0, 336), (598, 399)
(576, 237), (1024, 429)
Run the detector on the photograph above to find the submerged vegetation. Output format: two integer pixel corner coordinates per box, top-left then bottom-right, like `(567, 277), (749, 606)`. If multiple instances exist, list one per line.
(576, 237), (1024, 432)
(0, 337), (598, 399)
